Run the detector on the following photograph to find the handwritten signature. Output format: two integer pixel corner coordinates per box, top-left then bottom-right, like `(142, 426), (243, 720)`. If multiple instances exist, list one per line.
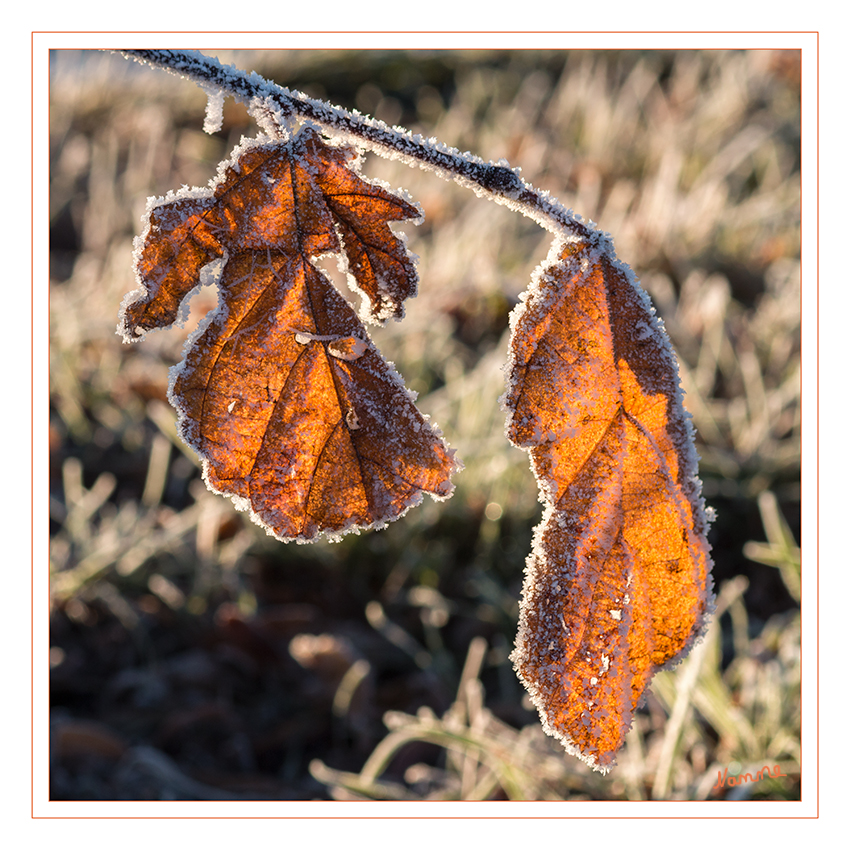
(713, 764), (787, 791)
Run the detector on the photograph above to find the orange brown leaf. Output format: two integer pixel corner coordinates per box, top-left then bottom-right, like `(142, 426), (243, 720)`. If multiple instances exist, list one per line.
(503, 240), (714, 772)
(120, 126), (421, 338)
(119, 126), (457, 541)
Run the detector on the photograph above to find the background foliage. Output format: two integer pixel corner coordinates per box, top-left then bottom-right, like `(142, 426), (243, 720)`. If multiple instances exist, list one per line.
(49, 48), (800, 801)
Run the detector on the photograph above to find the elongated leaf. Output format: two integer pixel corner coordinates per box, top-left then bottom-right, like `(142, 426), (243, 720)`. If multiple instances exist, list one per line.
(504, 239), (714, 772)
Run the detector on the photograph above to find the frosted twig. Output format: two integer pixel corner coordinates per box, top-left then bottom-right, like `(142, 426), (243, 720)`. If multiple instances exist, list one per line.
(118, 49), (595, 242)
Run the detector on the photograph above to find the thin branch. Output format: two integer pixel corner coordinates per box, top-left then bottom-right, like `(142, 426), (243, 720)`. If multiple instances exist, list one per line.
(119, 49), (598, 244)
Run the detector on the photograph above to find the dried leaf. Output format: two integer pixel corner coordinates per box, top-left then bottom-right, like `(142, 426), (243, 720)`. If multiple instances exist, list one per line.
(503, 240), (714, 772)
(119, 126), (457, 541)
(121, 126), (420, 336)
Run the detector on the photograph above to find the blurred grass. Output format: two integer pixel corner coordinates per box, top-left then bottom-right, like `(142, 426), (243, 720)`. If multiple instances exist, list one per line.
(49, 48), (800, 801)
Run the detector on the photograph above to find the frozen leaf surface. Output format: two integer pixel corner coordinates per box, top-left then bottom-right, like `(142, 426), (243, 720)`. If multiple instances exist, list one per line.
(119, 126), (457, 541)
(503, 239), (714, 773)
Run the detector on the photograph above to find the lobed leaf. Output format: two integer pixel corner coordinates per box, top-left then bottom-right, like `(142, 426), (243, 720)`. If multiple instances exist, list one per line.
(119, 126), (457, 541)
(504, 240), (714, 772)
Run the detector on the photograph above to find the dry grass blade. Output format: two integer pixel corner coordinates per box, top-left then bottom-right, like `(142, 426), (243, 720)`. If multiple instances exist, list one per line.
(311, 637), (588, 801)
(743, 490), (801, 602)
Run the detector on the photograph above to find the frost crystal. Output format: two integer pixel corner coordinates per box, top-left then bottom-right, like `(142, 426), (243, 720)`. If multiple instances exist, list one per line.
(201, 84), (225, 135)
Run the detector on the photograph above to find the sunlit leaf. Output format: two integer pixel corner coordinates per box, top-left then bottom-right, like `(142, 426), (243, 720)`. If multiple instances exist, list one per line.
(119, 126), (458, 541)
(503, 239), (715, 772)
